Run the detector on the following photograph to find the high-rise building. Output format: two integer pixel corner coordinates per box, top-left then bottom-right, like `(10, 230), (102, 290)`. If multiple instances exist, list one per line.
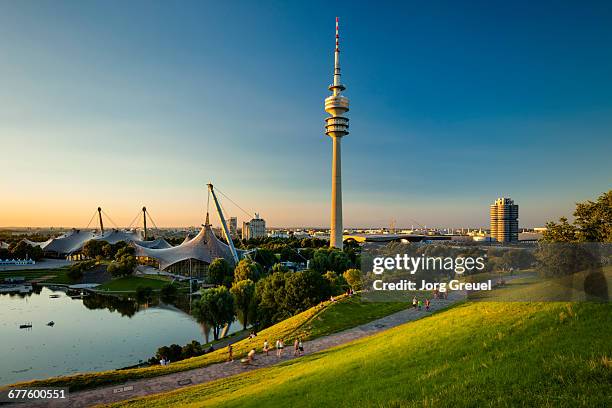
(490, 197), (519, 242)
(324, 17), (350, 250)
(228, 217), (237, 238)
(242, 214), (266, 240)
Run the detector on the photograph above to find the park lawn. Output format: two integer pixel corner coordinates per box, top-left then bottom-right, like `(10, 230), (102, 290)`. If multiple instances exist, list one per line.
(303, 294), (409, 339)
(110, 301), (612, 408)
(96, 276), (171, 292)
(468, 266), (612, 302)
(0, 268), (72, 284)
(8, 295), (426, 392)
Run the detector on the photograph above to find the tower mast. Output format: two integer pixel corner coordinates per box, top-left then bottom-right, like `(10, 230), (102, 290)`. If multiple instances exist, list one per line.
(142, 206), (147, 240)
(97, 207), (104, 234)
(324, 17), (350, 250)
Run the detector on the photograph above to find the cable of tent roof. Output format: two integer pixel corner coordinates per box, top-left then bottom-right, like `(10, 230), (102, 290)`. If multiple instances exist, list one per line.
(84, 208), (99, 229)
(213, 187), (256, 219)
(101, 210), (119, 229)
(126, 209), (142, 229)
(145, 209), (159, 230)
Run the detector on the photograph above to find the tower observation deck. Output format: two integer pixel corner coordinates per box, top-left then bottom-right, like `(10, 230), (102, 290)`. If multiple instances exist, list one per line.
(324, 17), (349, 250)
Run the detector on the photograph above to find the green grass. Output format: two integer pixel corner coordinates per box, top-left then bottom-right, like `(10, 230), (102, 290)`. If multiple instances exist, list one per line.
(303, 295), (409, 339)
(109, 301), (612, 408)
(468, 266), (612, 302)
(0, 268), (72, 284)
(8, 294), (413, 392)
(96, 276), (172, 292)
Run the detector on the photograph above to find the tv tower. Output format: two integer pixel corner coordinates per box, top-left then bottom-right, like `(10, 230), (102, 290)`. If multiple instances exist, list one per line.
(324, 17), (350, 249)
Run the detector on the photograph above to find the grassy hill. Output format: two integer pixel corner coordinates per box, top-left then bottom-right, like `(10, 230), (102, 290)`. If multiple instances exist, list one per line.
(110, 301), (612, 408)
(9, 294), (409, 392)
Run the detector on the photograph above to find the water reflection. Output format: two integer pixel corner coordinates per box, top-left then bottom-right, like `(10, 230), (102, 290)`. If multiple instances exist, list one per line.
(0, 286), (237, 386)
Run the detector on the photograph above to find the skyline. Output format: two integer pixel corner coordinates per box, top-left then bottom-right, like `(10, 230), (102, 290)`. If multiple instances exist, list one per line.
(1, 1), (612, 228)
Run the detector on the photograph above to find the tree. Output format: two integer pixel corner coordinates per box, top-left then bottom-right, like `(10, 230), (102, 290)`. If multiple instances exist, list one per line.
(208, 258), (233, 287)
(234, 259), (263, 282)
(192, 286), (235, 340)
(254, 271), (288, 327)
(283, 270), (331, 313)
(542, 190), (612, 243)
(343, 268), (363, 291)
(324, 271), (348, 295)
(311, 248), (350, 274)
(541, 217), (578, 242)
(253, 248), (278, 269)
(271, 263), (289, 273)
(107, 255), (136, 277)
(82, 240), (106, 259)
(230, 279), (256, 330)
(9, 241), (43, 261)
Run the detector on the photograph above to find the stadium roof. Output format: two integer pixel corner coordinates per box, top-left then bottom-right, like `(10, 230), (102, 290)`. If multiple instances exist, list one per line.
(41, 229), (97, 255)
(133, 224), (241, 270)
(32, 229), (168, 256)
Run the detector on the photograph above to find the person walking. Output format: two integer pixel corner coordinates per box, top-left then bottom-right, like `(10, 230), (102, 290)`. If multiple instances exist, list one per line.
(294, 339), (300, 356)
(279, 338), (285, 358)
(263, 339), (270, 356)
(412, 296), (418, 309)
(227, 344), (233, 362)
(425, 298), (430, 311)
(417, 299), (423, 311)
(298, 338), (304, 356)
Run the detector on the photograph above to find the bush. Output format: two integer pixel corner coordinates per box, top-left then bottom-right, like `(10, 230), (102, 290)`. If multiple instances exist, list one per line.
(343, 268), (363, 291)
(107, 254), (136, 278)
(67, 260), (97, 282)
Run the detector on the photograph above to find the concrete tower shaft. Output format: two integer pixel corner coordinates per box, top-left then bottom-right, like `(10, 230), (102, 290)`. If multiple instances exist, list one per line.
(324, 17), (349, 250)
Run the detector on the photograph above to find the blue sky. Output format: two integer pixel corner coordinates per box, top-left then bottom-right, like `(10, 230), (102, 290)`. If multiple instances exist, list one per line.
(1, 0), (611, 228)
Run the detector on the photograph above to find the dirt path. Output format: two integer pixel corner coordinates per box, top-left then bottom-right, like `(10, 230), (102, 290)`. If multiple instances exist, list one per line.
(22, 291), (466, 408)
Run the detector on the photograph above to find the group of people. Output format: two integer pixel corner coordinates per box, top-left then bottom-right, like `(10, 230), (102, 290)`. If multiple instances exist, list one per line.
(412, 296), (431, 311)
(228, 336), (305, 365)
(432, 289), (448, 299)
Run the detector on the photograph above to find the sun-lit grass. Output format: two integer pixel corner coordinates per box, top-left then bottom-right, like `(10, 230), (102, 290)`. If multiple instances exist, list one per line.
(303, 294), (409, 339)
(468, 266), (612, 302)
(109, 301), (612, 408)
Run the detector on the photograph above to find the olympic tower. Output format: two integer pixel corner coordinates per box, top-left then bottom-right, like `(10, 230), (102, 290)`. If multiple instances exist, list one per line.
(324, 17), (350, 249)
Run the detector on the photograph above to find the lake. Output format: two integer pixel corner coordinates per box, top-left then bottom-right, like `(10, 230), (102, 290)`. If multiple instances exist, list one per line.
(0, 286), (237, 386)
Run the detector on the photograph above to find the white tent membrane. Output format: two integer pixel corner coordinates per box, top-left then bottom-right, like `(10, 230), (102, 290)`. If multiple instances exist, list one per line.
(134, 238), (172, 249)
(41, 229), (97, 256)
(133, 224), (242, 270)
(34, 229), (170, 257)
(21, 238), (53, 248)
(92, 229), (143, 245)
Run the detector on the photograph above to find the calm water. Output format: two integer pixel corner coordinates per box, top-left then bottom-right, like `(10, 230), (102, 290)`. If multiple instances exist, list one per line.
(0, 286), (236, 386)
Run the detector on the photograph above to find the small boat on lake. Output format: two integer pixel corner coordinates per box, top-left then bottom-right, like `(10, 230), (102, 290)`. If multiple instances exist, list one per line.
(47, 321), (55, 326)
(19, 323), (32, 329)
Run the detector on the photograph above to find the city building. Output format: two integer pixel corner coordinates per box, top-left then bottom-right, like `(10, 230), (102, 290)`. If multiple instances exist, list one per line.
(324, 17), (350, 250)
(490, 197), (519, 242)
(228, 217), (237, 238)
(242, 214), (266, 240)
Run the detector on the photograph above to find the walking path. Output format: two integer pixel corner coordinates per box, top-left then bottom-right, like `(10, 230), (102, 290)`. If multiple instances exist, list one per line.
(24, 291), (466, 408)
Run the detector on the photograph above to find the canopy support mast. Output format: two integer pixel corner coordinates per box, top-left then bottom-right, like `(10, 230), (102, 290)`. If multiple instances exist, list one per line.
(207, 183), (239, 264)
